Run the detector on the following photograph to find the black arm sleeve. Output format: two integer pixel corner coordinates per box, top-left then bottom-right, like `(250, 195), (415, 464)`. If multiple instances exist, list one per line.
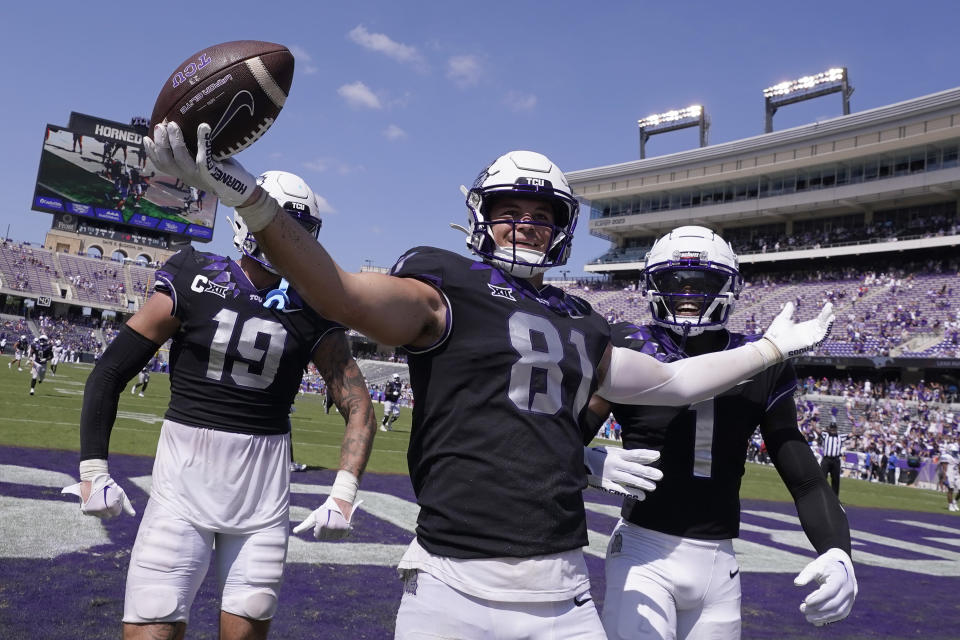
(763, 396), (852, 556)
(80, 325), (161, 460)
(581, 408), (608, 446)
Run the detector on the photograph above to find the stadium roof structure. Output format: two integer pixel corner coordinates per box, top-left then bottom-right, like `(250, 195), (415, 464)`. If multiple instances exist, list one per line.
(568, 86), (960, 273)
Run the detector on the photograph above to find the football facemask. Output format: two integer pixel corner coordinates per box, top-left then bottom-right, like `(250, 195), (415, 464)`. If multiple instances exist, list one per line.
(643, 226), (742, 337)
(458, 150), (579, 279)
(232, 171), (323, 275)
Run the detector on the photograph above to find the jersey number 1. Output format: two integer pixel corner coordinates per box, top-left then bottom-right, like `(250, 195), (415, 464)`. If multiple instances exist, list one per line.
(206, 309), (287, 389)
(691, 399), (715, 479)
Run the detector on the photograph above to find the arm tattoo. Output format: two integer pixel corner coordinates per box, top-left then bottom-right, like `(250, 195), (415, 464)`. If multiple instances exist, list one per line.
(314, 331), (377, 478)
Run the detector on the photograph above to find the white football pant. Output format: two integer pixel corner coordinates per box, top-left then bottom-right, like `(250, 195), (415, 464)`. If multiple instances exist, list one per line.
(603, 520), (741, 640)
(395, 570), (605, 640)
(123, 499), (288, 624)
(31, 362), (47, 382)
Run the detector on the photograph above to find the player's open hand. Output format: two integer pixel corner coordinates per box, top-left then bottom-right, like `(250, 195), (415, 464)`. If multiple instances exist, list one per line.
(293, 496), (363, 541)
(584, 446), (663, 500)
(762, 301), (834, 361)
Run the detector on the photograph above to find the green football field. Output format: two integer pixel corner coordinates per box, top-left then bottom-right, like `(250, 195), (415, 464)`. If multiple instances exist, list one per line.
(0, 360), (951, 515)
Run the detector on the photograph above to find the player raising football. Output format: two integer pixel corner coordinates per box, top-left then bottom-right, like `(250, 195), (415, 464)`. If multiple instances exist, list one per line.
(147, 121), (834, 639)
(63, 169), (377, 640)
(586, 226), (856, 639)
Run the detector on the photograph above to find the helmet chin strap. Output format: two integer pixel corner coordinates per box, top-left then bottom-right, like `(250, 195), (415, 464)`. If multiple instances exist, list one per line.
(492, 245), (548, 278)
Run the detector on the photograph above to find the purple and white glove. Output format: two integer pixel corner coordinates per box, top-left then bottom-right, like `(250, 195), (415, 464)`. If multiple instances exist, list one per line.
(759, 301), (835, 363)
(62, 459), (135, 519)
(293, 470), (362, 540)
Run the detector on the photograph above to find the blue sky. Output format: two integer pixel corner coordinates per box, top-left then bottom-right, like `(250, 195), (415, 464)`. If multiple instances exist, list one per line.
(5, 1), (960, 276)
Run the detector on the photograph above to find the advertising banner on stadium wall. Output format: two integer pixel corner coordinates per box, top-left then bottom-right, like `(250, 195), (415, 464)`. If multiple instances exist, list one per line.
(797, 355), (960, 370)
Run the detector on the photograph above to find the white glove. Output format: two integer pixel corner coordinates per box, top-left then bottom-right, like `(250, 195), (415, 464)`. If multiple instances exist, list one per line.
(144, 122), (259, 209)
(584, 446), (662, 500)
(62, 473), (136, 519)
(761, 301), (834, 361)
(143, 121), (204, 188)
(794, 548), (857, 626)
(292, 496), (363, 540)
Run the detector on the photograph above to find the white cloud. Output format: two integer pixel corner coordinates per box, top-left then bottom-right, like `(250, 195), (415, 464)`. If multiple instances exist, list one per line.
(337, 81), (382, 109)
(303, 158), (330, 173)
(348, 25), (424, 67)
(504, 91), (537, 112)
(303, 157), (364, 177)
(383, 124), (407, 141)
(313, 194), (335, 215)
(288, 44), (318, 75)
(447, 55), (483, 88)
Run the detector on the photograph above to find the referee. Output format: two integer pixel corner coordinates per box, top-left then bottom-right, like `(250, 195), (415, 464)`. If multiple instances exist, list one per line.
(820, 421), (847, 496)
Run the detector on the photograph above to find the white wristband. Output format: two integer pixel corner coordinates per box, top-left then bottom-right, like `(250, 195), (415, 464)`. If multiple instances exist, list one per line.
(750, 337), (783, 367)
(330, 470), (359, 505)
(235, 187), (278, 232)
(79, 459), (109, 482)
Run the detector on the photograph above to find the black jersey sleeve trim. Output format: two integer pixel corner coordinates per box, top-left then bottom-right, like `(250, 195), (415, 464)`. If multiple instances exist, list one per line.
(399, 277), (452, 355)
(308, 325), (347, 355)
(80, 325), (161, 461)
(154, 274), (179, 318)
(765, 382), (797, 412)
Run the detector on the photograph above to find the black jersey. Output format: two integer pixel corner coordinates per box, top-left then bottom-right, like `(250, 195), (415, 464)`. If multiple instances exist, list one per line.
(391, 247), (610, 559)
(384, 380), (402, 402)
(610, 322), (797, 540)
(31, 342), (53, 364)
(155, 246), (343, 435)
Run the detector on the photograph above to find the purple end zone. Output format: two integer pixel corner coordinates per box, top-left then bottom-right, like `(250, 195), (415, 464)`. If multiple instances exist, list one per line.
(2, 445), (960, 639)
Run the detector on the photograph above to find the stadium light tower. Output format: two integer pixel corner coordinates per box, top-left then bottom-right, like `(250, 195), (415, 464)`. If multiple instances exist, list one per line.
(764, 67), (853, 133)
(637, 105), (709, 159)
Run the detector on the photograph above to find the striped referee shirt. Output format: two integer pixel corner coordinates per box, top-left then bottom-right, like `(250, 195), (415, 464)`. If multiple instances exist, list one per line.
(821, 432), (846, 458)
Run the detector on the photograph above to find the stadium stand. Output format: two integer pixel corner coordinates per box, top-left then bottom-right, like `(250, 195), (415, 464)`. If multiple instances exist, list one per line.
(0, 242), (59, 297)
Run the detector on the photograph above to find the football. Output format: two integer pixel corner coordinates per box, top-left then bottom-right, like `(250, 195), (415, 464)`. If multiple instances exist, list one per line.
(150, 40), (295, 160)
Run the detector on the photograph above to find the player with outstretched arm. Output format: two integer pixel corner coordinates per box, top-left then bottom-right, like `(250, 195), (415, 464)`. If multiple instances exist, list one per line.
(584, 226), (856, 639)
(63, 171), (378, 640)
(146, 121), (834, 639)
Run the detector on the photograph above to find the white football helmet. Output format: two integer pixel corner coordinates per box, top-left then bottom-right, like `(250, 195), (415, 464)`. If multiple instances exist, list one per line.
(459, 150), (579, 279)
(392, 373), (400, 382)
(230, 171), (323, 274)
(642, 225), (743, 337)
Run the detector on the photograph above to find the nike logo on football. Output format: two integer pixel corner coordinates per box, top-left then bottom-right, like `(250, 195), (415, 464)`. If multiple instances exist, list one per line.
(729, 568), (740, 579)
(573, 594), (592, 607)
(210, 90), (255, 141)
